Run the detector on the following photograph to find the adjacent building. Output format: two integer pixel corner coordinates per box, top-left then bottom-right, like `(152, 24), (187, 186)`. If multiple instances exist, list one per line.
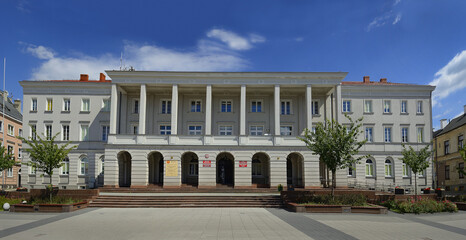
(20, 71), (435, 193)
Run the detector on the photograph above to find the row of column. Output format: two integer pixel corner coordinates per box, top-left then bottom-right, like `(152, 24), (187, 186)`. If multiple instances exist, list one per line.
(110, 84), (314, 135)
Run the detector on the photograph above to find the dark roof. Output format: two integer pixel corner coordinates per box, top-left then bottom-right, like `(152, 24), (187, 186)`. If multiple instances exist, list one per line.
(433, 113), (466, 138)
(0, 96), (22, 122)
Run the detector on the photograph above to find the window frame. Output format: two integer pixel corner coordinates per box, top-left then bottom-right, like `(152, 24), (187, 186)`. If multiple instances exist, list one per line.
(311, 100), (319, 115)
(188, 125), (202, 135)
(249, 125), (264, 136)
(417, 127), (424, 143)
(445, 165), (450, 180)
(458, 135), (464, 150)
(133, 98), (140, 114)
(444, 140), (450, 155)
(401, 100), (408, 114)
(280, 125), (293, 136)
(80, 124), (89, 141)
(102, 125), (110, 141)
(159, 125), (171, 135)
(364, 100), (373, 113)
(79, 156), (89, 176)
(81, 98), (90, 112)
(251, 100), (262, 113)
(365, 159), (374, 177)
(160, 99), (172, 114)
(61, 157), (70, 175)
(342, 100), (351, 113)
(7, 124), (14, 136)
(417, 100), (423, 114)
(63, 98), (71, 112)
(383, 100), (391, 113)
(190, 99), (202, 113)
(46, 98), (53, 111)
(252, 159), (262, 176)
(30, 124), (37, 140)
(62, 124), (70, 141)
(280, 99), (292, 115)
(365, 127), (373, 143)
(219, 125), (233, 136)
(45, 124), (52, 140)
(7, 168), (13, 177)
(31, 98), (38, 111)
(384, 159), (393, 177)
(384, 127), (392, 143)
(189, 158), (199, 176)
(220, 99), (233, 113)
(401, 127), (409, 143)
(102, 99), (111, 112)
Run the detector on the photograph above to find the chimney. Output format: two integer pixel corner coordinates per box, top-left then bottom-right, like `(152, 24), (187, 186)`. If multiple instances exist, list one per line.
(99, 73), (106, 82)
(13, 99), (21, 112)
(363, 76), (370, 83)
(2, 90), (8, 102)
(80, 74), (89, 81)
(464, 105), (466, 114)
(380, 78), (387, 83)
(440, 119), (448, 129)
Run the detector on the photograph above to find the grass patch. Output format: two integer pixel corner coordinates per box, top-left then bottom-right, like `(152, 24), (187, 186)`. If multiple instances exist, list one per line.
(0, 196), (24, 211)
(29, 196), (83, 205)
(381, 198), (458, 214)
(299, 194), (368, 206)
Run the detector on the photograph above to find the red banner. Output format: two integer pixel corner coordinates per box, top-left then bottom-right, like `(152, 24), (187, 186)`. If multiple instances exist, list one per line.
(203, 160), (211, 167)
(239, 161), (247, 167)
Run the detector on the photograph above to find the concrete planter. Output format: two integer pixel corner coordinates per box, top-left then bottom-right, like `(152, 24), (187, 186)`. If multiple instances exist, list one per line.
(455, 202), (466, 211)
(11, 201), (88, 213)
(286, 202), (387, 214)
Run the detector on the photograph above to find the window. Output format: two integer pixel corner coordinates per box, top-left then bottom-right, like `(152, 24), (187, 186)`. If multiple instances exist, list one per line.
(30, 124), (37, 140)
(348, 163), (355, 177)
(102, 125), (110, 141)
(161, 100), (171, 114)
(281, 100), (291, 115)
(100, 156), (105, 175)
(401, 127), (409, 143)
(312, 127), (317, 134)
(61, 157), (69, 175)
(445, 165), (450, 180)
(219, 125), (232, 136)
(133, 99), (139, 114)
(383, 100), (391, 113)
(250, 126), (263, 136)
(190, 100), (201, 112)
(0, 121), (2, 132)
(189, 159), (198, 176)
(7, 145), (13, 155)
(221, 100), (232, 113)
(81, 99), (90, 112)
(188, 125), (202, 135)
(46, 98), (53, 111)
(311, 100), (319, 115)
(160, 125), (171, 135)
(7, 168), (13, 177)
(45, 125), (52, 140)
(7, 124), (14, 136)
(132, 125), (139, 135)
(252, 159), (262, 176)
(29, 165), (36, 174)
(365, 127), (373, 142)
(102, 99), (110, 111)
(342, 100), (351, 112)
(31, 98), (38, 111)
(385, 159), (393, 177)
(402, 163), (409, 177)
(80, 157), (89, 175)
(365, 159), (374, 177)
(18, 129), (22, 137)
(63, 98), (71, 111)
(251, 100), (262, 113)
(459, 135), (464, 150)
(417, 101), (423, 114)
(417, 127), (423, 143)
(364, 100), (373, 113)
(280, 126), (292, 136)
(62, 125), (70, 141)
(444, 140), (450, 155)
(18, 148), (22, 159)
(384, 127), (392, 143)
(459, 163), (464, 179)
(401, 100), (407, 113)
(80, 125), (89, 141)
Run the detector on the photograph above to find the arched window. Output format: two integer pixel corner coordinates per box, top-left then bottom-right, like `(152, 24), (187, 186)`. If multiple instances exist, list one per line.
(252, 159), (262, 176)
(384, 159), (393, 177)
(61, 157), (70, 175)
(365, 159), (374, 177)
(80, 156), (89, 175)
(189, 158), (198, 176)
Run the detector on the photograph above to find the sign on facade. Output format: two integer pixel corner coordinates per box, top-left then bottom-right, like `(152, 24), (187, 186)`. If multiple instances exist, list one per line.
(203, 160), (211, 167)
(239, 161), (247, 167)
(165, 160), (178, 177)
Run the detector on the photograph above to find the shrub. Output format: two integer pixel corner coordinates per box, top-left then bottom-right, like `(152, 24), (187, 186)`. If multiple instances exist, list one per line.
(29, 196), (82, 205)
(277, 184), (283, 192)
(0, 196), (23, 211)
(301, 194), (367, 206)
(382, 197), (458, 214)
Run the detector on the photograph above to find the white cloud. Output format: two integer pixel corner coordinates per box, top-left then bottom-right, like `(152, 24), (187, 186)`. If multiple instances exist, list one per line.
(429, 50), (466, 107)
(393, 0), (401, 6)
(206, 28), (265, 50)
(17, 0), (31, 13)
(24, 44), (55, 60)
(393, 14), (402, 25)
(294, 37), (304, 42)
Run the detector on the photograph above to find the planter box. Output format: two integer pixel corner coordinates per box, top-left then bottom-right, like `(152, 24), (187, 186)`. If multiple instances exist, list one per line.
(351, 204), (388, 214)
(11, 201), (87, 213)
(395, 188), (405, 195)
(10, 204), (35, 212)
(286, 202), (387, 214)
(455, 202), (466, 211)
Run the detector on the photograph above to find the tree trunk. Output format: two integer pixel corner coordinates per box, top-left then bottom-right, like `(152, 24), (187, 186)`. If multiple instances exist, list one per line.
(414, 173), (417, 202)
(49, 174), (53, 203)
(332, 169), (336, 200)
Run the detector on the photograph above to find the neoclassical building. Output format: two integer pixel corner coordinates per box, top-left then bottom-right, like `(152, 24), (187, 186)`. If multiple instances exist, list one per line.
(20, 71), (435, 192)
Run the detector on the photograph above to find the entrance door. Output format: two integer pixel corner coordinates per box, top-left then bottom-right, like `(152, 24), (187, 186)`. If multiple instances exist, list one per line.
(159, 158), (164, 184)
(217, 157), (233, 185)
(118, 152), (131, 187)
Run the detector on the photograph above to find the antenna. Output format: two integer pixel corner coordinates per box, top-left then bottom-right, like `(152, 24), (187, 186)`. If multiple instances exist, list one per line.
(120, 52), (123, 71)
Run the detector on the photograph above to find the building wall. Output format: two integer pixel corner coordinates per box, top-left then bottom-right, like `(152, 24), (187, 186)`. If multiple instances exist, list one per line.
(0, 114), (22, 188)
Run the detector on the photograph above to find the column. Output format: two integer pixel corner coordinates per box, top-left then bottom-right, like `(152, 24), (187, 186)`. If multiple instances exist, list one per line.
(110, 84), (118, 134)
(335, 84), (341, 121)
(171, 84), (178, 135)
(240, 85), (246, 135)
(305, 84), (312, 130)
(205, 85), (212, 135)
(138, 84), (147, 134)
(274, 85), (280, 135)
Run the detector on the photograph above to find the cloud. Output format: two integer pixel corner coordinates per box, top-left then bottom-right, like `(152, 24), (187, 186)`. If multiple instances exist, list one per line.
(17, 0), (31, 13)
(393, 14), (402, 25)
(366, 11), (402, 31)
(393, 0), (401, 6)
(294, 37), (304, 42)
(23, 28), (260, 80)
(429, 50), (466, 107)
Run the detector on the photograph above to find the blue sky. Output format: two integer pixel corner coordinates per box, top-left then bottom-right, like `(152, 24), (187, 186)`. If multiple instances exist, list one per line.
(1, 0), (465, 129)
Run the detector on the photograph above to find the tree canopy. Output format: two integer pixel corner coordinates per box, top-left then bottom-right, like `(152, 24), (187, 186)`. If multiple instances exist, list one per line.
(400, 144), (431, 200)
(0, 146), (16, 189)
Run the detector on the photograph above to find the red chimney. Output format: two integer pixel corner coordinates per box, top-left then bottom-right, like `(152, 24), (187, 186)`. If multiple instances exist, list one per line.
(380, 78), (387, 83)
(363, 76), (370, 83)
(100, 73), (106, 81)
(80, 74), (89, 81)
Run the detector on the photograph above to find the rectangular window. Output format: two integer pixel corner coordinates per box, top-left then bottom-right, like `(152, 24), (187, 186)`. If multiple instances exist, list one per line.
(62, 125), (70, 141)
(417, 127), (423, 143)
(45, 125), (52, 140)
(280, 126), (292, 136)
(251, 100), (262, 113)
(31, 124), (37, 140)
(18, 128), (22, 137)
(160, 125), (171, 135)
(348, 164), (354, 177)
(80, 125), (89, 141)
(459, 135), (464, 150)
(7, 124), (14, 136)
(161, 100), (171, 114)
(63, 98), (71, 111)
(18, 148), (22, 159)
(383, 100), (391, 113)
(133, 99), (139, 114)
(61, 159), (69, 175)
(445, 165), (450, 180)
(342, 100), (351, 112)
(7, 145), (13, 155)
(417, 101), (423, 114)
(444, 140), (450, 155)
(31, 98), (38, 111)
(402, 163), (409, 177)
(312, 127), (317, 134)
(401, 127), (409, 143)
(281, 100), (291, 115)
(191, 100), (201, 112)
(365, 127), (373, 142)
(81, 99), (90, 112)
(459, 163), (464, 179)
(384, 127), (392, 143)
(364, 100), (373, 113)
(188, 125), (202, 135)
(221, 100), (232, 113)
(46, 98), (53, 111)
(189, 161), (198, 176)
(250, 126), (263, 136)
(7, 168), (12, 177)
(132, 125), (139, 135)
(401, 100), (407, 113)
(0, 121), (3, 132)
(312, 101), (319, 115)
(29, 166), (36, 174)
(219, 125), (233, 135)
(102, 99), (110, 111)
(102, 125), (110, 141)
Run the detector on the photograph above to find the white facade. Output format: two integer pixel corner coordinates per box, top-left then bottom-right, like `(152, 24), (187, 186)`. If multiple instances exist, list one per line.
(20, 72), (435, 192)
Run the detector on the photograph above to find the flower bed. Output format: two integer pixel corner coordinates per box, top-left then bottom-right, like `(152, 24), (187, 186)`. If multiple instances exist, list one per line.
(381, 197), (458, 214)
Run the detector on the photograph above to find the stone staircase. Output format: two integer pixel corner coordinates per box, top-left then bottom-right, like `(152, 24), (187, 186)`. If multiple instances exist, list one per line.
(88, 195), (283, 208)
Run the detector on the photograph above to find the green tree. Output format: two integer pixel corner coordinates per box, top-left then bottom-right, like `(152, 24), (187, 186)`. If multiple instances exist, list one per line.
(400, 144), (431, 201)
(0, 146), (16, 190)
(18, 127), (76, 201)
(299, 115), (368, 198)
(458, 144), (466, 175)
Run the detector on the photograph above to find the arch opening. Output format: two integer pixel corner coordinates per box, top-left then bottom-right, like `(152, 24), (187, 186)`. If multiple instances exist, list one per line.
(118, 151), (132, 187)
(287, 152), (304, 188)
(148, 151), (164, 185)
(252, 152), (270, 188)
(216, 152), (234, 186)
(181, 152), (199, 186)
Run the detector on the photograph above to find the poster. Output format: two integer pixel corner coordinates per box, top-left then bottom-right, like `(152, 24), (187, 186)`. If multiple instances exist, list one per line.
(203, 160), (211, 167)
(165, 160), (178, 177)
(239, 161), (247, 167)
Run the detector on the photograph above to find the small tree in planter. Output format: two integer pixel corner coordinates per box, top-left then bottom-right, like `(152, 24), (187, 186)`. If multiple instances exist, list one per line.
(299, 114), (368, 199)
(0, 146), (15, 190)
(399, 144), (431, 201)
(18, 128), (76, 201)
